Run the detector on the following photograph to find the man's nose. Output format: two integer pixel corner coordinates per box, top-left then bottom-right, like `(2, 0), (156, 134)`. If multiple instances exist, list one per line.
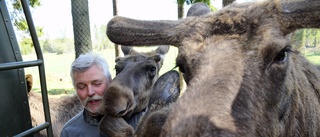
(87, 85), (95, 96)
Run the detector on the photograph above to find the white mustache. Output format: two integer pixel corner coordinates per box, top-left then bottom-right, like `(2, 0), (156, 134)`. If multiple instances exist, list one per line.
(84, 95), (103, 105)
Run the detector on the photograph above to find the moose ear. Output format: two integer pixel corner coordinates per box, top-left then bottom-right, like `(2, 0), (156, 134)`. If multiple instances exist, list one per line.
(187, 2), (212, 17)
(155, 45), (169, 55)
(121, 45), (133, 55)
(148, 70), (180, 108)
(25, 74), (33, 93)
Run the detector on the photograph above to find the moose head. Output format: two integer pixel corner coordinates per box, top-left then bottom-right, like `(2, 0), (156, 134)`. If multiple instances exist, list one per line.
(106, 0), (320, 136)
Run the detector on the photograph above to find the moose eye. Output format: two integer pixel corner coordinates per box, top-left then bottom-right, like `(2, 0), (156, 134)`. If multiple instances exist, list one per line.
(115, 58), (121, 62)
(147, 65), (157, 78)
(149, 66), (156, 72)
(176, 55), (188, 74)
(176, 61), (185, 73)
(179, 65), (185, 73)
(273, 46), (291, 63)
(177, 63), (186, 73)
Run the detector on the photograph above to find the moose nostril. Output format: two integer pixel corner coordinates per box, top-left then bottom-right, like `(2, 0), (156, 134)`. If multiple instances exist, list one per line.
(116, 101), (130, 117)
(117, 109), (127, 117)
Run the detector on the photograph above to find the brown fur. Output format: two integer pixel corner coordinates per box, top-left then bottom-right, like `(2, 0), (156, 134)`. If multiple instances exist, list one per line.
(106, 0), (320, 136)
(26, 75), (82, 137)
(99, 46), (169, 137)
(28, 92), (82, 137)
(25, 74), (33, 92)
(99, 114), (135, 137)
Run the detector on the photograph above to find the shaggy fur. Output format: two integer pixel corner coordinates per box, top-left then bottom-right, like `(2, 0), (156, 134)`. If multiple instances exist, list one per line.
(106, 0), (320, 136)
(99, 46), (169, 137)
(26, 75), (83, 137)
(28, 92), (82, 137)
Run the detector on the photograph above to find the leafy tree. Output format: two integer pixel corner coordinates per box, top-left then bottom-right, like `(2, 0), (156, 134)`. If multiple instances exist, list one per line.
(8, 0), (43, 54)
(19, 38), (34, 54)
(291, 28), (320, 56)
(11, 0), (41, 10)
(42, 36), (74, 54)
(71, 0), (92, 58)
(42, 39), (54, 53)
(10, 0), (42, 33)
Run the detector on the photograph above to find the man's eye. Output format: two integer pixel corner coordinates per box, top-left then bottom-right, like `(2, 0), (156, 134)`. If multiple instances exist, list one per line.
(77, 84), (86, 90)
(93, 82), (102, 87)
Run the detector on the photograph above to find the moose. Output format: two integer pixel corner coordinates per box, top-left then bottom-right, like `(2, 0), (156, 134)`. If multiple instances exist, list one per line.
(106, 0), (320, 136)
(96, 45), (171, 136)
(99, 69), (180, 137)
(26, 74), (83, 137)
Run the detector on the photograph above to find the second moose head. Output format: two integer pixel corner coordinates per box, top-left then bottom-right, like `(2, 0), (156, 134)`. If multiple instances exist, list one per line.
(99, 45), (169, 136)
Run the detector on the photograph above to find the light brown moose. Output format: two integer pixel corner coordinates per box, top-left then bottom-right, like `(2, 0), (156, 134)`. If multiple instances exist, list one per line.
(106, 0), (320, 136)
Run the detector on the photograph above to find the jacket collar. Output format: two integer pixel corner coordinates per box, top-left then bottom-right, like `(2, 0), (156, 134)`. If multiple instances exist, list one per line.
(83, 109), (104, 126)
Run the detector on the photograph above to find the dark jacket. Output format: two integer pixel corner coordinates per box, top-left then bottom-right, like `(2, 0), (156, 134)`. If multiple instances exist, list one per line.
(60, 109), (145, 137)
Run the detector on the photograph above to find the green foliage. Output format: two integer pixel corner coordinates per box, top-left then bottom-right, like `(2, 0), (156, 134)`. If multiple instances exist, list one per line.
(19, 37), (34, 54)
(42, 39), (54, 53)
(11, 0), (41, 10)
(306, 54), (320, 65)
(92, 25), (114, 50)
(33, 88), (75, 95)
(47, 88), (75, 95)
(177, 0), (185, 4)
(291, 29), (304, 49)
(36, 26), (44, 37)
(9, 0), (43, 39)
(13, 18), (28, 31)
(186, 0), (211, 5)
(39, 24), (113, 55)
(18, 26), (44, 55)
(292, 29), (320, 50)
(10, 0), (42, 31)
(42, 38), (74, 54)
(209, 5), (217, 11)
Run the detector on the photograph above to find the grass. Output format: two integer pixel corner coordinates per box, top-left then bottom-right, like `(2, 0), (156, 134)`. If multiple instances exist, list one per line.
(23, 47), (179, 95)
(305, 53), (320, 65)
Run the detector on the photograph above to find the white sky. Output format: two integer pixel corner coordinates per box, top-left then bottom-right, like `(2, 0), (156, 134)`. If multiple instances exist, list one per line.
(31, 0), (253, 38)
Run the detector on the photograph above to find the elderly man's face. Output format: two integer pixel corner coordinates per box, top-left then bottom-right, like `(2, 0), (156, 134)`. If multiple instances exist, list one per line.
(74, 64), (109, 116)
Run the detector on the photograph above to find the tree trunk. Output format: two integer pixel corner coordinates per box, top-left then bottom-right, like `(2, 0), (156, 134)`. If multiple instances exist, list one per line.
(178, 2), (184, 19)
(112, 0), (122, 57)
(223, 0), (235, 7)
(71, 0), (92, 59)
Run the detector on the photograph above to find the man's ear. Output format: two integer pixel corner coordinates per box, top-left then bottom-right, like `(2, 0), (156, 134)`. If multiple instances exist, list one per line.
(108, 78), (113, 85)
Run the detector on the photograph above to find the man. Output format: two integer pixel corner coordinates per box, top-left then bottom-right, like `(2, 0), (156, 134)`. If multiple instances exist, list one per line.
(60, 52), (143, 137)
